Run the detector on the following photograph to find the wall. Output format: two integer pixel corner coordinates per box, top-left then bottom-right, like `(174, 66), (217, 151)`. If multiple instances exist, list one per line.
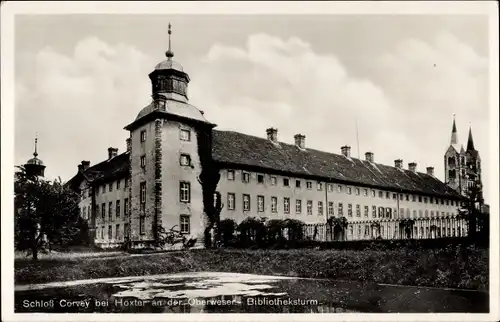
(160, 120), (205, 244)
(216, 168), (463, 241)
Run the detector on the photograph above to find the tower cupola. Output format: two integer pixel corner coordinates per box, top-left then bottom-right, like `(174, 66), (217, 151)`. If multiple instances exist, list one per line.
(148, 23), (190, 102)
(24, 135), (46, 178)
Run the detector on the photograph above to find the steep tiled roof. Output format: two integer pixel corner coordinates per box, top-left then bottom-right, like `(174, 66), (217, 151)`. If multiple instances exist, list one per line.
(66, 152), (129, 189)
(212, 130), (462, 199)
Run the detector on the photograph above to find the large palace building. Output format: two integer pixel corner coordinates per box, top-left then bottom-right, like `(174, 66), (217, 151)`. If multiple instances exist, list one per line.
(64, 26), (482, 248)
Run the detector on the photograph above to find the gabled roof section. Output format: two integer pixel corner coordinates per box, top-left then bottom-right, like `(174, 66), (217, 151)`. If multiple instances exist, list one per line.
(66, 152), (130, 190)
(212, 130), (462, 199)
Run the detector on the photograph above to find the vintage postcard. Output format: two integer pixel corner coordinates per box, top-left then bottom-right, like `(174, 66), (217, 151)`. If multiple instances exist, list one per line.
(1, 1), (498, 322)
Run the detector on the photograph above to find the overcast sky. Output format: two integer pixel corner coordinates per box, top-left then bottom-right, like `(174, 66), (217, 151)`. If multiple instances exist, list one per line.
(14, 13), (491, 200)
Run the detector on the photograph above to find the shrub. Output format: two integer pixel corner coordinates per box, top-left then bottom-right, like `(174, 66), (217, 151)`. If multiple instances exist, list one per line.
(219, 219), (237, 247)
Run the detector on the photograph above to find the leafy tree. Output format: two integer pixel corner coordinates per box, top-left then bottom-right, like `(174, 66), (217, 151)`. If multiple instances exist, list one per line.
(14, 166), (83, 260)
(219, 218), (237, 247)
(399, 219), (416, 239)
(282, 218), (305, 242)
(458, 181), (486, 241)
(327, 216), (348, 241)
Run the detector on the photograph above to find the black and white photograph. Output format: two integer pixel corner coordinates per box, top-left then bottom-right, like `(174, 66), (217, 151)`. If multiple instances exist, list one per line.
(1, 1), (498, 321)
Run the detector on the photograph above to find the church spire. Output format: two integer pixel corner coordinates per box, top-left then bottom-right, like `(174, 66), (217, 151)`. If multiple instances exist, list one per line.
(165, 22), (174, 60)
(450, 114), (458, 145)
(467, 124), (476, 151)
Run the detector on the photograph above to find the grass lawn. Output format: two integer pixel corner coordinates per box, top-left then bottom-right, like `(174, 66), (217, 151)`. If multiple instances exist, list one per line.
(14, 246), (488, 292)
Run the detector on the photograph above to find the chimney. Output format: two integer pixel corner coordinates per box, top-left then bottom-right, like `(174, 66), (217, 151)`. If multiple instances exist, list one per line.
(108, 147), (118, 160)
(126, 138), (132, 152)
(408, 162), (417, 173)
(394, 159), (403, 169)
(341, 145), (351, 157)
(81, 160), (90, 171)
(426, 166), (434, 176)
(294, 134), (306, 149)
(266, 128), (278, 143)
(365, 152), (374, 162)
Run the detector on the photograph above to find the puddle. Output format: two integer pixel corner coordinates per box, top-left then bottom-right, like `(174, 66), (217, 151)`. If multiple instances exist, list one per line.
(15, 272), (489, 313)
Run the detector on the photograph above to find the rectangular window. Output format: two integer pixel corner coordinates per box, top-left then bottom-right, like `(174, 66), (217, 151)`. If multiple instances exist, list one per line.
(283, 178), (290, 187)
(108, 225), (112, 240)
(372, 206), (376, 218)
(107, 183), (112, 192)
(364, 206), (369, 217)
(328, 202), (334, 216)
(424, 197), (428, 204)
(307, 200), (313, 215)
(296, 180), (301, 188)
(116, 180), (120, 190)
(338, 203), (343, 216)
(125, 179), (129, 189)
(393, 193), (397, 200)
(243, 194), (250, 211)
(419, 196), (423, 202)
(108, 202), (113, 221)
(180, 182), (190, 203)
(140, 130), (146, 142)
(257, 174), (264, 184)
(328, 184), (334, 192)
(355, 188), (360, 195)
(270, 176), (277, 185)
(284, 198), (290, 214)
(400, 208), (404, 218)
(271, 197), (278, 213)
(227, 170), (235, 180)
(413, 210), (417, 218)
(386, 208), (392, 218)
(347, 187), (352, 195)
(296, 200), (302, 214)
(124, 198), (129, 217)
(337, 185), (342, 193)
(348, 204), (353, 217)
(179, 154), (191, 166)
(140, 182), (146, 204)
(306, 181), (312, 189)
(242, 172), (250, 183)
(124, 223), (129, 238)
(406, 194), (409, 201)
(139, 215), (145, 234)
(386, 191), (390, 199)
(317, 182), (323, 191)
(87, 206), (91, 220)
(116, 200), (121, 218)
(140, 155), (146, 168)
(257, 195), (265, 212)
(356, 204), (361, 217)
(317, 201), (323, 215)
(102, 203), (106, 219)
(363, 189), (368, 196)
(180, 215), (190, 234)
(180, 129), (191, 141)
(441, 199), (444, 205)
(371, 190), (376, 197)
(116, 224), (120, 240)
(227, 193), (235, 210)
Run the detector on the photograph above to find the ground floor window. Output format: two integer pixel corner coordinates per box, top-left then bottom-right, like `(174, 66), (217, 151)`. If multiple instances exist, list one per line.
(139, 215), (145, 235)
(180, 215), (190, 234)
(108, 225), (112, 240)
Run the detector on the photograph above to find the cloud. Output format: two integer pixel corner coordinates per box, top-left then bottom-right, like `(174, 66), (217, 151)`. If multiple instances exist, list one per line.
(15, 30), (489, 200)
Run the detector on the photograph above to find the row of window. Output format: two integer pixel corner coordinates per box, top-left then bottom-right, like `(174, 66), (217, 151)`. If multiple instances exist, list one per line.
(226, 170), (459, 207)
(139, 153), (192, 170)
(83, 198), (129, 222)
(81, 179), (129, 199)
(140, 128), (191, 143)
(225, 193), (457, 219)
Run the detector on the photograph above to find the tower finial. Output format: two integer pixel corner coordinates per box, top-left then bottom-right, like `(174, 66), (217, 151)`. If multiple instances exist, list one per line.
(165, 22), (174, 60)
(450, 114), (458, 145)
(33, 133), (38, 158)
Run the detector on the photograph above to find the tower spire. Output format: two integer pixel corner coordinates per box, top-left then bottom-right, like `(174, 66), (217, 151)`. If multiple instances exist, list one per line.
(33, 134), (38, 158)
(467, 123), (476, 151)
(450, 114), (458, 145)
(165, 22), (174, 60)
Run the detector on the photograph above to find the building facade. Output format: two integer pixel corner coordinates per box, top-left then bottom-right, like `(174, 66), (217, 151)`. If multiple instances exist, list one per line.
(66, 26), (475, 248)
